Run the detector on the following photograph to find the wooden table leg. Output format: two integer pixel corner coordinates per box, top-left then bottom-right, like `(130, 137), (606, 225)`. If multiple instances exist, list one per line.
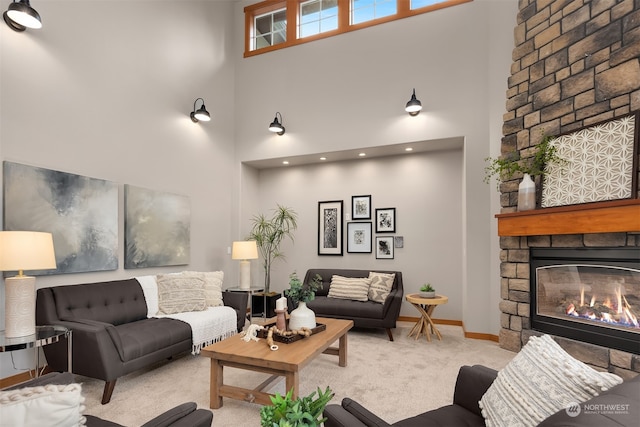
(338, 333), (348, 367)
(422, 305), (442, 340)
(285, 371), (300, 400)
(210, 358), (223, 409)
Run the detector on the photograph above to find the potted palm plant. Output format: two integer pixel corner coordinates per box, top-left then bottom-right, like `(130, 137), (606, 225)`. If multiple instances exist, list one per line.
(248, 205), (298, 317)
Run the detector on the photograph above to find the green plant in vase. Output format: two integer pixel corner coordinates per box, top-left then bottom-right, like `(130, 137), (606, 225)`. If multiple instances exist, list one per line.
(420, 283), (436, 298)
(285, 272), (322, 306)
(484, 134), (567, 211)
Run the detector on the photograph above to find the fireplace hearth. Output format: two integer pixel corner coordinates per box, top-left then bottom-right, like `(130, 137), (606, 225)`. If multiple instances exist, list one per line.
(531, 248), (640, 354)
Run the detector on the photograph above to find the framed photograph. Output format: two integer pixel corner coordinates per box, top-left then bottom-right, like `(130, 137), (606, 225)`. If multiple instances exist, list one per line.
(375, 236), (394, 259)
(351, 195), (371, 220)
(375, 207), (396, 233)
(542, 111), (639, 207)
(318, 200), (343, 256)
(347, 222), (372, 253)
(394, 236), (404, 248)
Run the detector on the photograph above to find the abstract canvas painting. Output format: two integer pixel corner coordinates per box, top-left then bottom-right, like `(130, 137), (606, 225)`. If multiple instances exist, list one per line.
(124, 185), (190, 268)
(3, 161), (118, 275)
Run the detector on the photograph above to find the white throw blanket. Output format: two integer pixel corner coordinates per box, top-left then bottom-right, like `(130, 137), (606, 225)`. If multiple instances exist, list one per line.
(155, 306), (237, 354)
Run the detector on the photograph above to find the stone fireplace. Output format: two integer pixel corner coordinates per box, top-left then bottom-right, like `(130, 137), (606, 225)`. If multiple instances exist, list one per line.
(497, 1), (640, 378)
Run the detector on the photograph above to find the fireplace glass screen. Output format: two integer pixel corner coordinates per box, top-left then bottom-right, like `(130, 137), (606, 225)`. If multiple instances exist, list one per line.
(536, 265), (640, 332)
(531, 247), (640, 354)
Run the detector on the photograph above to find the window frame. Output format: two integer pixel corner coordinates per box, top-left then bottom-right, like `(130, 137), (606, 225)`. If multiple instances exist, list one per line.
(244, 0), (472, 57)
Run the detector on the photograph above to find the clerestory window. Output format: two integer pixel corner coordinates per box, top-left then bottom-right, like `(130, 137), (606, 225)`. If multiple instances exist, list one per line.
(245, 0), (471, 57)
(299, 0), (339, 38)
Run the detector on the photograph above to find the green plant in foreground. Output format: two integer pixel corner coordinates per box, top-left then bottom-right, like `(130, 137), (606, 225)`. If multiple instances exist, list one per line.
(260, 387), (334, 427)
(285, 272), (323, 305)
(420, 283), (435, 292)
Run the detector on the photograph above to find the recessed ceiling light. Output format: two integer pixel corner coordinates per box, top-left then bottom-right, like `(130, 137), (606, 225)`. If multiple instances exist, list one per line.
(282, 161), (289, 165)
(320, 157), (327, 161)
(358, 153), (366, 157)
(405, 147), (413, 152)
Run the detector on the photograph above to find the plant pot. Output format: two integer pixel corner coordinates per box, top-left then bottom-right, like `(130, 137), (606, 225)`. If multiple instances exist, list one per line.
(288, 301), (316, 330)
(251, 292), (281, 318)
(420, 291), (436, 298)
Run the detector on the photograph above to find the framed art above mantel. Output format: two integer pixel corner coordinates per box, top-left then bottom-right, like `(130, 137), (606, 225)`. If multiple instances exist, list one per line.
(541, 111), (639, 208)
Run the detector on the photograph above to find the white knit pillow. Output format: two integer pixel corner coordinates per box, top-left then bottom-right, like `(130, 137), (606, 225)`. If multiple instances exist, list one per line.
(0, 383), (86, 427)
(156, 273), (206, 315)
(367, 272), (395, 303)
(479, 334), (623, 427)
(327, 275), (371, 301)
(182, 270), (224, 307)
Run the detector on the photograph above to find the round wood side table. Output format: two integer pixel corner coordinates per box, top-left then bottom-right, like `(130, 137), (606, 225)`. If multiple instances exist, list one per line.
(405, 293), (448, 342)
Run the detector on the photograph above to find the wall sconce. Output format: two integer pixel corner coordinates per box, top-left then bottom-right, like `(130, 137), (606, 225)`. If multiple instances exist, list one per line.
(268, 112), (285, 135)
(405, 88), (422, 116)
(190, 98), (211, 123)
(3, 0), (42, 32)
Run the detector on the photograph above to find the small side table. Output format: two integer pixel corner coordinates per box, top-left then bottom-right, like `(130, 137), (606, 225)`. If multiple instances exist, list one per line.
(225, 286), (265, 323)
(0, 325), (72, 377)
(405, 294), (448, 342)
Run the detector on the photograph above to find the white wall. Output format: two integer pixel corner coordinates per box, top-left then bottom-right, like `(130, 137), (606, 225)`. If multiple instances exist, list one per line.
(250, 148), (464, 320)
(232, 0), (517, 332)
(0, 0), (237, 378)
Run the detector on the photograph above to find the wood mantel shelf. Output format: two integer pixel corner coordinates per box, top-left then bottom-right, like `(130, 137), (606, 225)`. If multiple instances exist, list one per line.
(496, 199), (640, 236)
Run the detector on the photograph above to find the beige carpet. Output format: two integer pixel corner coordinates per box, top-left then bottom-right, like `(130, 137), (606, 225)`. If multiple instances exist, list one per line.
(80, 322), (515, 426)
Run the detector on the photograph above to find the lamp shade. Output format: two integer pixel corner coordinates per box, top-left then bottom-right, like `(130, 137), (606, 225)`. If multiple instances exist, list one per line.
(0, 231), (56, 273)
(405, 88), (422, 116)
(231, 241), (258, 260)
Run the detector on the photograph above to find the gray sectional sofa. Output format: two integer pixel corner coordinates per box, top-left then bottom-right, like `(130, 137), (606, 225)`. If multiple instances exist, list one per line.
(302, 268), (403, 341)
(36, 278), (247, 404)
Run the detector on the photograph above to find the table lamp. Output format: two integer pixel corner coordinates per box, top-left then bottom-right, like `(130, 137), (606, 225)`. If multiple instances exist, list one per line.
(0, 231), (56, 337)
(231, 241), (258, 290)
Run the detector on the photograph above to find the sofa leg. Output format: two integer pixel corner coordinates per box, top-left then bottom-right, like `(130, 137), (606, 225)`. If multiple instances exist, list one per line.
(102, 380), (116, 404)
(386, 328), (394, 341)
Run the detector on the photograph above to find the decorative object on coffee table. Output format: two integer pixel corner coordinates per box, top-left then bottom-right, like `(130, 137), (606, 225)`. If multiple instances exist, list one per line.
(286, 272), (322, 330)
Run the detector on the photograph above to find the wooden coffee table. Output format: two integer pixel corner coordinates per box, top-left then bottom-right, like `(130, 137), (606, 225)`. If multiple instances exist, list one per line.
(200, 317), (353, 408)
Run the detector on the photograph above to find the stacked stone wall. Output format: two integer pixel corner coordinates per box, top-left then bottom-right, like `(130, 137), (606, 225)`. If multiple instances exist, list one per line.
(499, 0), (640, 378)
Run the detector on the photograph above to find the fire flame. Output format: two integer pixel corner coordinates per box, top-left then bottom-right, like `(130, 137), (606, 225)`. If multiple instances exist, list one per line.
(566, 284), (638, 329)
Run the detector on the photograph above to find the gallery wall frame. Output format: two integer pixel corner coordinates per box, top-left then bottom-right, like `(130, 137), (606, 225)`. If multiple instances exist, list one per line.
(318, 200), (343, 256)
(375, 236), (394, 259)
(124, 185), (191, 268)
(375, 207), (396, 233)
(347, 221), (372, 253)
(351, 195), (371, 220)
(542, 111), (639, 208)
(3, 161), (118, 275)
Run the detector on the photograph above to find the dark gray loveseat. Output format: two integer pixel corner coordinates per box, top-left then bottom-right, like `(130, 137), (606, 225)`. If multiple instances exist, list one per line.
(324, 365), (640, 427)
(36, 278), (247, 404)
(302, 269), (403, 341)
